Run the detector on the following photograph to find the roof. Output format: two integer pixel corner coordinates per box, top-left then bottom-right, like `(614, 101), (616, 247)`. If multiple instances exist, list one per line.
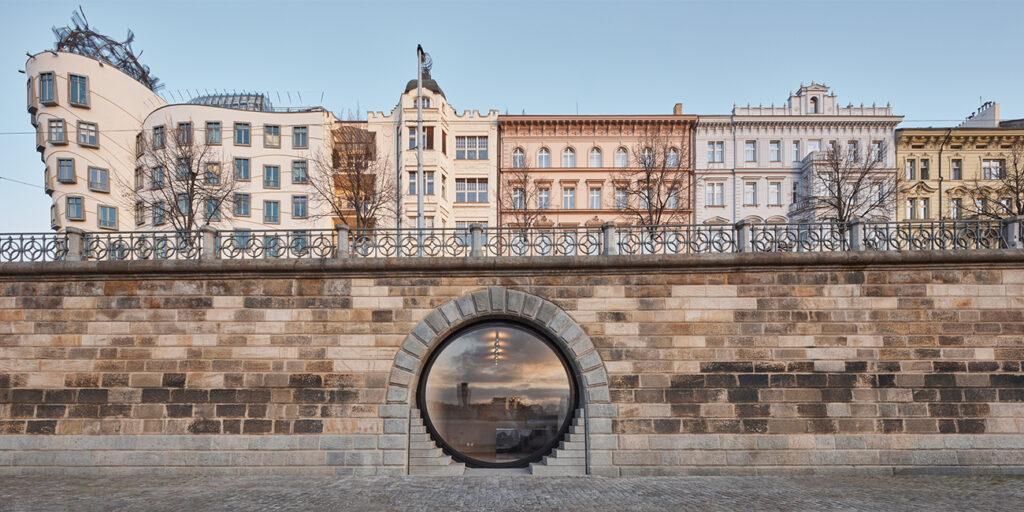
(403, 70), (445, 99)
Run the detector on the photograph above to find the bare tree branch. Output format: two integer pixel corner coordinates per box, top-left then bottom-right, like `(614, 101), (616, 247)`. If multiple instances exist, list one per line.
(612, 128), (693, 225)
(954, 139), (1024, 220)
(309, 125), (396, 229)
(792, 141), (895, 223)
(498, 160), (544, 229)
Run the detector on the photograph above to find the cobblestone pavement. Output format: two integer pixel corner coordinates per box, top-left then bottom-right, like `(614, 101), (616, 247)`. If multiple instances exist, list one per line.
(2, 475), (1022, 511)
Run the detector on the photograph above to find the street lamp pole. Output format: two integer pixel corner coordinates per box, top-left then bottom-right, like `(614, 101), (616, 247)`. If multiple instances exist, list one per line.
(416, 45), (426, 254)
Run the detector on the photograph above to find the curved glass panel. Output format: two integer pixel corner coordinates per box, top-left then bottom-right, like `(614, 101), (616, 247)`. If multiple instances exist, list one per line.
(420, 323), (574, 467)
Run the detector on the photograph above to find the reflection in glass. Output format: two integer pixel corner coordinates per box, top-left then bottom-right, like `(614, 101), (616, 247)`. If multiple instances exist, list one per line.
(421, 324), (573, 466)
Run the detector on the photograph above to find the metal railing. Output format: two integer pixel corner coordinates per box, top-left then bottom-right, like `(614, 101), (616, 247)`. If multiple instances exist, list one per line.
(1, 217), (1022, 264)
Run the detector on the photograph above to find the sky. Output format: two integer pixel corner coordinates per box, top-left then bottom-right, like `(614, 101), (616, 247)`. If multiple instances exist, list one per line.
(1, 0), (1022, 232)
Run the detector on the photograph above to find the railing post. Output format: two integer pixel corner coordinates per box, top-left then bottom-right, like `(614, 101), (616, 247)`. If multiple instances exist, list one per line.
(65, 227), (85, 262)
(469, 224), (483, 257)
(335, 224), (350, 258)
(199, 226), (218, 260)
(1005, 216), (1024, 249)
(734, 220), (749, 252)
(601, 222), (619, 256)
(848, 217), (863, 251)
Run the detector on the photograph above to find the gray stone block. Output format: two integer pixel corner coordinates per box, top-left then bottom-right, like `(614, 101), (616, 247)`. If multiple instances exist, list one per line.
(488, 286), (506, 312)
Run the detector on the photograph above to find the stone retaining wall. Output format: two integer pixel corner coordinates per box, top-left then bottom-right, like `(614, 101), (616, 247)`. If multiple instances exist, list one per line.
(1, 251), (1022, 475)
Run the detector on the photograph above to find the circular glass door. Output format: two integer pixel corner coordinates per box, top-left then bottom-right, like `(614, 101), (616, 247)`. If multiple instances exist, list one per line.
(419, 323), (576, 468)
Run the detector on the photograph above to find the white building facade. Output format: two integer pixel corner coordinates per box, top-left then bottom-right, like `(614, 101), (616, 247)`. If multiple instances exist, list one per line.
(695, 84), (902, 224)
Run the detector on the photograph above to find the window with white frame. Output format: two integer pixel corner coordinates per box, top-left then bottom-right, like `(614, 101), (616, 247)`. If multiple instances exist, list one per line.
(264, 200), (280, 224)
(951, 159), (962, 180)
(807, 139), (821, 154)
(538, 188), (550, 209)
(77, 121), (98, 147)
(920, 198), (930, 219)
(69, 74), (89, 106)
(589, 148), (603, 167)
(769, 141), (781, 162)
(768, 181), (782, 206)
(847, 140), (859, 161)
(455, 136), (488, 160)
(292, 195), (308, 219)
(982, 159), (1005, 180)
(234, 158), (250, 181)
(614, 187), (627, 209)
(562, 147), (576, 168)
(234, 123), (251, 145)
(707, 141), (724, 163)
(589, 187), (601, 209)
(667, 148), (680, 167)
(455, 178), (487, 203)
(614, 147), (629, 168)
(512, 147), (525, 168)
(264, 165), (280, 188)
(48, 119), (66, 144)
(98, 205), (117, 229)
(906, 198), (918, 220)
(744, 141), (756, 162)
(920, 159), (930, 180)
(706, 182), (725, 206)
(407, 171), (435, 195)
(667, 186), (679, 209)
(88, 166), (109, 193)
(791, 140), (800, 162)
(743, 181), (758, 205)
(870, 140), (883, 163)
(562, 186), (576, 209)
(905, 159), (916, 180)
(950, 198), (962, 219)
(292, 126), (308, 149)
(537, 148), (551, 168)
(511, 187), (525, 209)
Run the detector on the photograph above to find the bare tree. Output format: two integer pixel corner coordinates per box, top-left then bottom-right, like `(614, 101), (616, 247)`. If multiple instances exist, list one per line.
(955, 139), (1024, 220)
(498, 160), (544, 229)
(123, 122), (237, 233)
(309, 125), (396, 229)
(613, 130), (693, 226)
(792, 141), (896, 223)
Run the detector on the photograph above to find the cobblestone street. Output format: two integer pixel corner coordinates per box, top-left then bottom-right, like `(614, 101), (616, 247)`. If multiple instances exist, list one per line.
(2, 475), (1022, 511)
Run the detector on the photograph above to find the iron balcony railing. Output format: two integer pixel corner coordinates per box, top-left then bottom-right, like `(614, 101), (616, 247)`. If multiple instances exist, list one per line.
(1, 217), (1022, 263)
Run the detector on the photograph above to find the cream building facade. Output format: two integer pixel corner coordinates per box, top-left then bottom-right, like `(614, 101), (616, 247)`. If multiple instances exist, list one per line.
(695, 84), (902, 224)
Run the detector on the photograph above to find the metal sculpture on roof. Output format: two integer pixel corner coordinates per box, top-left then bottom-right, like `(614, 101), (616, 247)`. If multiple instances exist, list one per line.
(52, 7), (161, 91)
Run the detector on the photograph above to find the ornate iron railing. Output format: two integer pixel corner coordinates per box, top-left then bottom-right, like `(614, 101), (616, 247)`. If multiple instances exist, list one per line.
(0, 233), (68, 262)
(83, 231), (201, 261)
(751, 222), (849, 252)
(218, 230), (336, 259)
(860, 220), (1006, 251)
(616, 224), (736, 254)
(1, 218), (1021, 264)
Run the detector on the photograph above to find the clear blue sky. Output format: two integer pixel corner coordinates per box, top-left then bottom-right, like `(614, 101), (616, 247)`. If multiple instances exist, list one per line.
(1, 0), (1022, 232)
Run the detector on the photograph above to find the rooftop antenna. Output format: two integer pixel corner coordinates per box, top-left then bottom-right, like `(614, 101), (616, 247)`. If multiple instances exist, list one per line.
(297, 91), (302, 104)
(287, 91), (292, 105)
(276, 91), (281, 103)
(576, 102), (579, 115)
(319, 91), (324, 104)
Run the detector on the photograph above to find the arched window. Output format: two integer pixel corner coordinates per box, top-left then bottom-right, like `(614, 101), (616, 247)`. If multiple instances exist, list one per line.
(809, 97), (819, 114)
(588, 147), (603, 167)
(667, 147), (680, 167)
(512, 147), (525, 168)
(561, 147), (576, 168)
(640, 147), (655, 167)
(537, 148), (551, 168)
(614, 147), (629, 168)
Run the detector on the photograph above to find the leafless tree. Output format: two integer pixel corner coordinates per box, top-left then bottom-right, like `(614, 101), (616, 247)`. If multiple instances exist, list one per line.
(792, 141), (896, 224)
(613, 130), (693, 226)
(123, 122), (237, 234)
(498, 161), (544, 229)
(955, 139), (1024, 220)
(308, 125), (396, 229)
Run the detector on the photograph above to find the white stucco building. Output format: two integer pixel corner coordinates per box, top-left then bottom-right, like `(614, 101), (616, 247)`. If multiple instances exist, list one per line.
(694, 83), (902, 224)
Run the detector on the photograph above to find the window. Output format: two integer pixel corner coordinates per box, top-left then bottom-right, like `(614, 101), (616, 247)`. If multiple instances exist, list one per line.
(920, 159), (930, 180)
(57, 158), (75, 183)
(667, 148), (680, 167)
(136, 133), (144, 157)
(292, 126), (308, 149)
(177, 193), (190, 215)
(614, 187), (628, 209)
(810, 96), (819, 114)
(264, 125), (281, 148)
(152, 201), (166, 225)
(234, 158), (250, 181)
(455, 178), (488, 203)
(234, 123), (251, 145)
(562, 147), (576, 168)
(233, 193), (251, 217)
(744, 141), (757, 162)
(77, 121), (98, 147)
(263, 200), (280, 224)
(828, 140), (839, 154)
(177, 122), (193, 145)
(407, 171), (435, 195)
(640, 147), (655, 167)
(205, 199), (221, 222)
(135, 202), (145, 226)
(206, 122), (221, 144)
(264, 165), (281, 188)
(791, 141), (801, 162)
(48, 119), (66, 144)
(90, 204), (115, 229)
(441, 174), (447, 198)
(589, 148), (603, 167)
(667, 186), (680, 209)
(847, 140), (859, 161)
(152, 125), (165, 149)
(744, 181), (758, 205)
(614, 147), (629, 168)
(950, 198), (962, 219)
(538, 188), (550, 209)
(951, 159), (962, 180)
(537, 148), (551, 168)
(69, 74), (89, 106)
(66, 196), (84, 221)
(39, 72), (55, 104)
(768, 182), (782, 206)
(511, 187), (525, 209)
(982, 159), (1005, 180)
(920, 198), (930, 219)
(292, 195), (308, 218)
(292, 160), (309, 184)
(88, 167), (109, 193)
(204, 163), (221, 185)
(905, 159), (916, 180)
(455, 136), (488, 160)
(769, 141), (781, 162)
(176, 158), (190, 180)
(807, 140), (821, 154)
(706, 182), (725, 206)
(870, 141), (883, 163)
(415, 96), (431, 108)
(906, 198), (918, 220)
(512, 147), (525, 168)
(151, 166), (165, 189)
(707, 141), (724, 163)
(589, 187), (602, 209)
(408, 126), (434, 150)
(562, 186), (576, 209)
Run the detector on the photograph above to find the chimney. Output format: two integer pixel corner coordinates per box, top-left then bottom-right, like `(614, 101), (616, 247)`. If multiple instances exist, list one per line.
(673, 103), (684, 115)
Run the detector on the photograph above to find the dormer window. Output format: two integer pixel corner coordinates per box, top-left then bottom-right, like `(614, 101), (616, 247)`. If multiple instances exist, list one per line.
(810, 97), (819, 114)
(415, 96), (431, 108)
